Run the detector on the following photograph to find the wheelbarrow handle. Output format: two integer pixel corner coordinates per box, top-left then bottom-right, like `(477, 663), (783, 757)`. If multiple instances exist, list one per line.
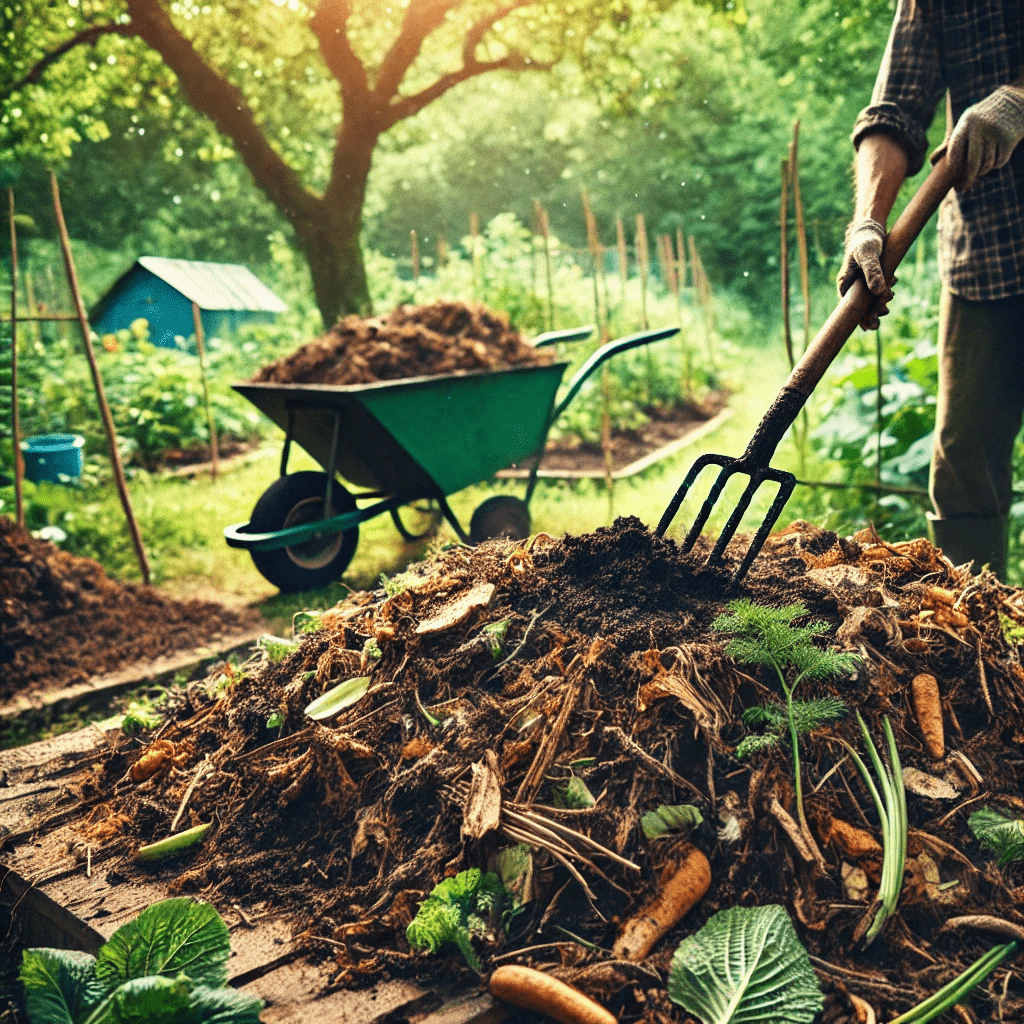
(550, 325), (680, 422)
(530, 324), (596, 347)
(744, 154), (956, 465)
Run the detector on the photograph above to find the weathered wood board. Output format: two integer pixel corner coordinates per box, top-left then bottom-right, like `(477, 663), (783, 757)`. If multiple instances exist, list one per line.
(0, 727), (506, 1024)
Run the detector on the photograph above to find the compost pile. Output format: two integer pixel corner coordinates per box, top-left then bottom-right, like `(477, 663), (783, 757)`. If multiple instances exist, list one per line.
(251, 299), (551, 386)
(69, 518), (1024, 1021)
(0, 518), (254, 701)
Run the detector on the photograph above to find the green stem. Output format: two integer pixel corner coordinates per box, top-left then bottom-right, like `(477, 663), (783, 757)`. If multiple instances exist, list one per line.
(783, 681), (809, 837)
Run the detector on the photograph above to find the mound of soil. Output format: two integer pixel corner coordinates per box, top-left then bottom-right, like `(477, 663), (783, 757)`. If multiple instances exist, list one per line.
(252, 299), (552, 387)
(59, 519), (1024, 1020)
(0, 518), (256, 702)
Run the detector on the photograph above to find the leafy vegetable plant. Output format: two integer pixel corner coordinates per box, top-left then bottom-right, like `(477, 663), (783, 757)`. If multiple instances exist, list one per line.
(838, 713), (907, 946)
(19, 897), (262, 1023)
(713, 600), (857, 851)
(969, 807), (1024, 866)
(735, 698), (846, 759)
(406, 868), (517, 971)
(667, 904), (822, 1024)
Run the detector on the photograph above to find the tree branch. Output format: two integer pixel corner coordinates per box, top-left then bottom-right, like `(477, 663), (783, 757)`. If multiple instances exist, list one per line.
(3, 22), (135, 97)
(385, 51), (550, 127)
(374, 0), (464, 103)
(125, 0), (318, 226)
(460, 0), (533, 65)
(309, 0), (370, 106)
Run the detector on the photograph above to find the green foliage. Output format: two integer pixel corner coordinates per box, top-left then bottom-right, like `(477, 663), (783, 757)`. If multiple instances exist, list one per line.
(303, 676), (370, 721)
(257, 635), (298, 664)
(968, 807), (1024, 867)
(481, 618), (510, 660)
(641, 804), (703, 841)
(119, 699), (163, 737)
(405, 869), (515, 972)
(888, 942), (1019, 1024)
(667, 905), (823, 1024)
(19, 898), (262, 1023)
(735, 697), (846, 759)
(380, 571), (417, 597)
(839, 714), (907, 946)
(550, 775), (596, 809)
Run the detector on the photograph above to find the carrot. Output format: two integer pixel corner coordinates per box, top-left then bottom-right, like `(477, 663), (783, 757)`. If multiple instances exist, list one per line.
(911, 672), (945, 759)
(612, 844), (711, 961)
(488, 965), (616, 1024)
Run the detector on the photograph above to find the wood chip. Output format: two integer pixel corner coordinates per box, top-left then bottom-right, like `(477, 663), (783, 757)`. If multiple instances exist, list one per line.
(415, 583), (496, 635)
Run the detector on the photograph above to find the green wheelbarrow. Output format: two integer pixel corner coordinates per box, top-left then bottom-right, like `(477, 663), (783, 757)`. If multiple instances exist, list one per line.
(224, 324), (679, 591)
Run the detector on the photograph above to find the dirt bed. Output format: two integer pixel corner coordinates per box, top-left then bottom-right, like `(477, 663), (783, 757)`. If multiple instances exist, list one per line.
(252, 299), (552, 386)
(0, 518), (257, 702)
(47, 518), (1024, 1021)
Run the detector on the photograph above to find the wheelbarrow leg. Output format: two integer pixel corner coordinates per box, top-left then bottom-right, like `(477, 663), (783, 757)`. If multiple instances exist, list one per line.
(435, 493), (472, 545)
(324, 411), (342, 517)
(280, 406), (295, 477)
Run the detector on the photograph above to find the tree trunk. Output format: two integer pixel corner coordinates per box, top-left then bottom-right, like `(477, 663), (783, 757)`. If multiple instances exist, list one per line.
(295, 122), (378, 327)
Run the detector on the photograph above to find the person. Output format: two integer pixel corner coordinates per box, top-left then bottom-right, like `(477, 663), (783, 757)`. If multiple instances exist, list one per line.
(838, 0), (1024, 581)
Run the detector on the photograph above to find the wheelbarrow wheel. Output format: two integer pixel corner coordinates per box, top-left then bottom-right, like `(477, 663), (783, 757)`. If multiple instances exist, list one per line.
(470, 495), (531, 544)
(248, 472), (359, 592)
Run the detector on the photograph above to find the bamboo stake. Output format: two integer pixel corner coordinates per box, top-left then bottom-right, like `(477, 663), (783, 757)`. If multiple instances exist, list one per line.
(780, 159), (794, 370)
(50, 171), (150, 584)
(7, 188), (23, 526)
(191, 301), (219, 480)
(789, 121), (811, 354)
(676, 225), (687, 293)
(581, 190), (607, 342)
(469, 211), (481, 299)
(410, 229), (420, 283)
(615, 214), (628, 306)
(436, 233), (449, 267)
(635, 214), (650, 330)
(534, 201), (554, 330)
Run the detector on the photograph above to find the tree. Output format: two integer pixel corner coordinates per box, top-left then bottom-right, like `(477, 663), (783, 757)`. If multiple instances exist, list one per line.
(4, 0), (657, 326)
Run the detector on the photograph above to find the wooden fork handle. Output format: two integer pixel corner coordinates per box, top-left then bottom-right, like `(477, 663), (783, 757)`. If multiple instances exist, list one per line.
(788, 155), (956, 399)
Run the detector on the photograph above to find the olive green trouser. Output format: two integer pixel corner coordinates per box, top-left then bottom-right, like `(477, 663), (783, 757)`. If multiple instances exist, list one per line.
(928, 288), (1024, 580)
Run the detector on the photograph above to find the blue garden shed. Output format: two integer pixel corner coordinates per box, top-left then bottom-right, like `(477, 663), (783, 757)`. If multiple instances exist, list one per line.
(90, 256), (287, 349)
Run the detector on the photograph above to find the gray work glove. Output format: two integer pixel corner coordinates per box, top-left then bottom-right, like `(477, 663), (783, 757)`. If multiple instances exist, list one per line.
(946, 85), (1024, 192)
(836, 217), (894, 330)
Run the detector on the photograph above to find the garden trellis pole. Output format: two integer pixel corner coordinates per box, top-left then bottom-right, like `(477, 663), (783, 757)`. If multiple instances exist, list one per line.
(780, 159), (794, 370)
(635, 214), (650, 330)
(534, 200), (555, 330)
(7, 187), (23, 526)
(50, 171), (150, 585)
(789, 121), (811, 354)
(410, 229), (420, 284)
(191, 301), (220, 480)
(615, 214), (628, 312)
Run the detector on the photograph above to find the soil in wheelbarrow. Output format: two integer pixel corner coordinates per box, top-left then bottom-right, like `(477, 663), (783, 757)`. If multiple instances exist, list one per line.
(251, 298), (552, 386)
(48, 516), (1024, 1022)
(0, 517), (258, 703)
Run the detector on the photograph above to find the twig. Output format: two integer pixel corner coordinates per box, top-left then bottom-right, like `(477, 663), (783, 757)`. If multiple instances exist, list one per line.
(85, 845), (91, 879)
(505, 805), (640, 873)
(170, 759), (214, 832)
(978, 640), (994, 717)
(811, 756), (848, 795)
(942, 916), (1024, 943)
(490, 942), (574, 963)
(847, 991), (877, 1024)
(602, 726), (706, 802)
(229, 727), (313, 763)
(937, 792), (991, 827)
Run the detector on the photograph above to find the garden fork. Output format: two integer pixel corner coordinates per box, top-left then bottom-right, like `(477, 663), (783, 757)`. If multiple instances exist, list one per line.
(656, 155), (956, 581)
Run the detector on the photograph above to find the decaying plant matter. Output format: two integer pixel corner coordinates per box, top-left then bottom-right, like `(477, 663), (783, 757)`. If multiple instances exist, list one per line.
(55, 517), (1024, 1021)
(251, 299), (551, 386)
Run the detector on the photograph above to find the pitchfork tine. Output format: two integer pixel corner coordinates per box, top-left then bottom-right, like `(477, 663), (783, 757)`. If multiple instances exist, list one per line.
(653, 155), (956, 580)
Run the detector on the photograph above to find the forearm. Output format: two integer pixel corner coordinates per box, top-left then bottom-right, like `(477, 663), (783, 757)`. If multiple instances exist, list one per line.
(854, 132), (910, 225)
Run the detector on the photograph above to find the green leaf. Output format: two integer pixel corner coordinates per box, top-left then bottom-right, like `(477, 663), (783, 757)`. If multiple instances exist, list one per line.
(969, 807), (1024, 866)
(735, 732), (781, 759)
(84, 975), (192, 1024)
(552, 775), (596, 808)
(95, 899), (230, 991)
(257, 635), (298, 663)
(186, 985), (264, 1023)
(20, 948), (103, 1024)
(266, 712), (285, 729)
(136, 822), (213, 862)
(668, 905), (823, 1024)
(641, 804), (704, 841)
(303, 676), (370, 720)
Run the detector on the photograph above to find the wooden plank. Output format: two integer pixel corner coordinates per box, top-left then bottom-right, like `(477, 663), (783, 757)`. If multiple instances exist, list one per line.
(0, 628), (264, 721)
(496, 407), (733, 481)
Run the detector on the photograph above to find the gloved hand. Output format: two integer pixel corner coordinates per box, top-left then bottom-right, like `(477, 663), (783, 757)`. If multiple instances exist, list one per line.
(836, 217), (894, 330)
(946, 84), (1024, 192)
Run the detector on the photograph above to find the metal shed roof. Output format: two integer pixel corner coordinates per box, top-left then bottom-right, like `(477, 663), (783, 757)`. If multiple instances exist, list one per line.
(134, 256), (287, 313)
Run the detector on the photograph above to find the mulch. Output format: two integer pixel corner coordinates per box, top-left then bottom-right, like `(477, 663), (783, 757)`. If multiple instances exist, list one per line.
(251, 299), (552, 387)
(0, 517), (258, 703)
(32, 517), (1024, 1021)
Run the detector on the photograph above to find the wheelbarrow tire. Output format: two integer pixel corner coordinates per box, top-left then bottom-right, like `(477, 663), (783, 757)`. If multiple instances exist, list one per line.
(470, 495), (531, 544)
(248, 472), (359, 593)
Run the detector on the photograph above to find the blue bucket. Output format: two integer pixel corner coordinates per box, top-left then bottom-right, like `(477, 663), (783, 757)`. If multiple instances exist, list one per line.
(20, 434), (86, 484)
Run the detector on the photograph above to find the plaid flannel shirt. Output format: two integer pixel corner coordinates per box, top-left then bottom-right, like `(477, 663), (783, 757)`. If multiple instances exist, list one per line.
(852, 0), (1024, 300)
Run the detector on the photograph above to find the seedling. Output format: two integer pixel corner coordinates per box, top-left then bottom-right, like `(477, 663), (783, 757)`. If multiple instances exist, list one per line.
(713, 600), (858, 854)
(406, 868), (519, 971)
(838, 713), (907, 946)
